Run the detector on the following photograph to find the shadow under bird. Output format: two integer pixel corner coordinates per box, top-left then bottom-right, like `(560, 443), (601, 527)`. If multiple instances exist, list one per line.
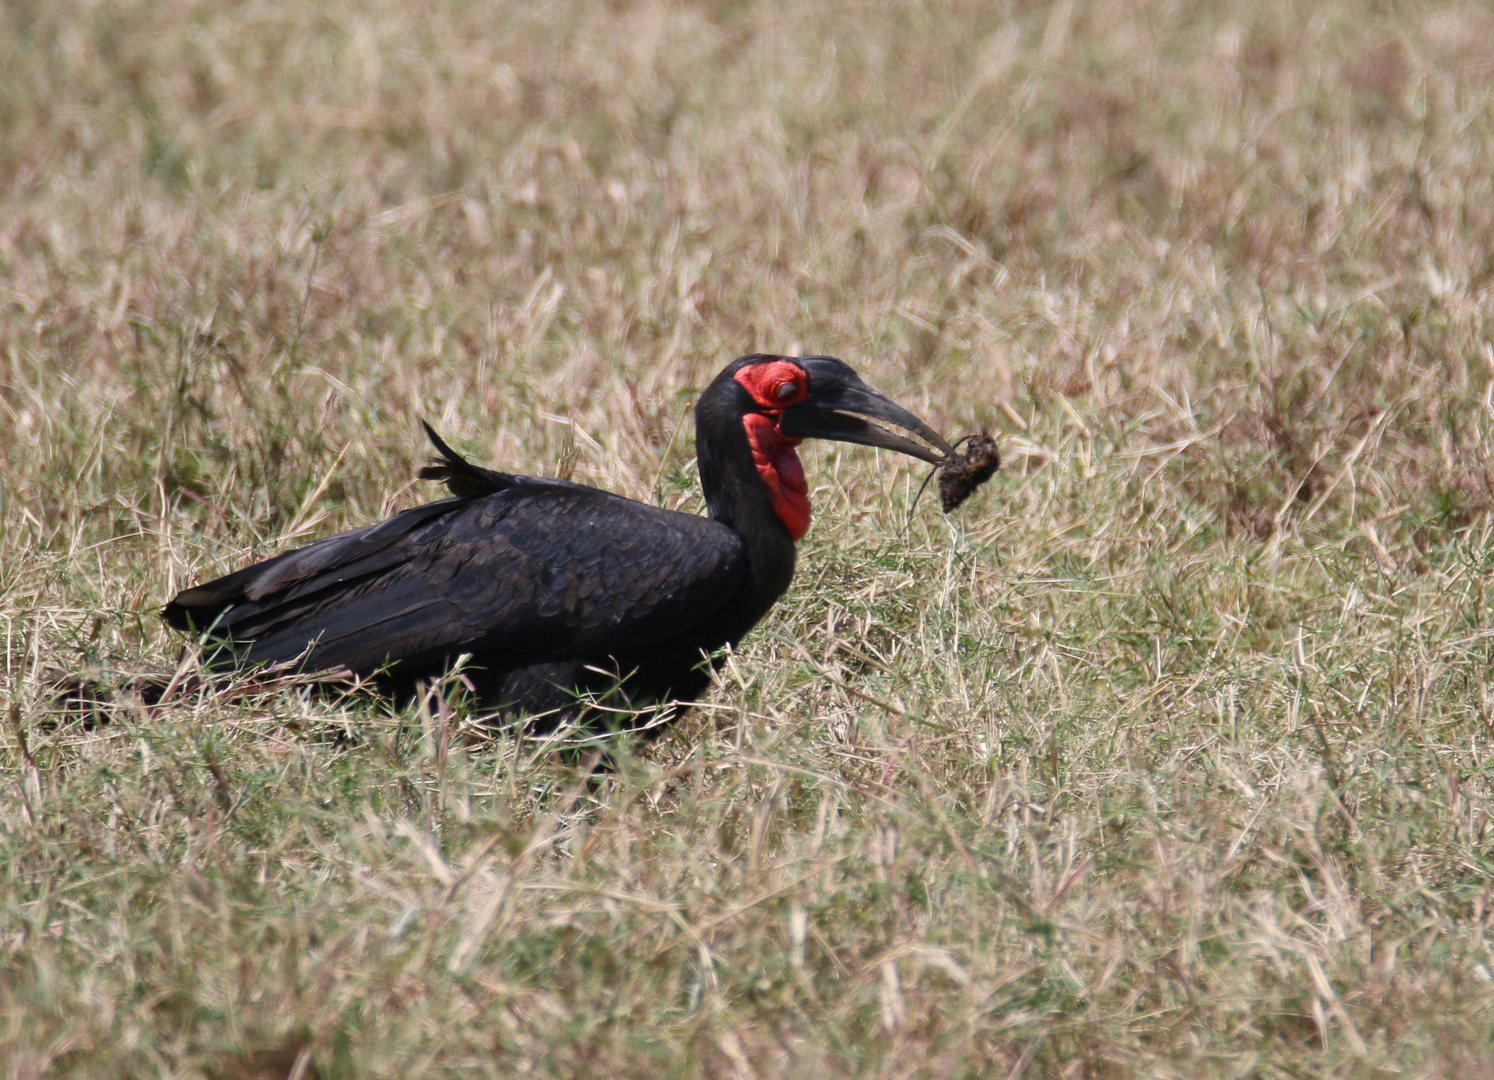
(163, 355), (954, 737)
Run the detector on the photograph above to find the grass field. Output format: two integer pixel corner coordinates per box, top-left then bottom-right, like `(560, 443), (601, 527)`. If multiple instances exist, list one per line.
(5, 0), (1494, 1075)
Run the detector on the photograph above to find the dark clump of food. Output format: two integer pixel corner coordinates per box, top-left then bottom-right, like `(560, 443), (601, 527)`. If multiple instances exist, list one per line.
(937, 432), (1000, 512)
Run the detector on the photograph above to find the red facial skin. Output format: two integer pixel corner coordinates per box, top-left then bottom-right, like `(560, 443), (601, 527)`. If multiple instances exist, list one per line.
(733, 360), (812, 540)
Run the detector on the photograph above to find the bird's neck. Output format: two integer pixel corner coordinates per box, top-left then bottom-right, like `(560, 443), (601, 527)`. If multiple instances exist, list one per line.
(696, 409), (800, 614)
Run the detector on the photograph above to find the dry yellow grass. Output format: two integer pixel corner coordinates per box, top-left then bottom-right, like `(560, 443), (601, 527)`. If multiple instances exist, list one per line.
(5, 1), (1494, 1076)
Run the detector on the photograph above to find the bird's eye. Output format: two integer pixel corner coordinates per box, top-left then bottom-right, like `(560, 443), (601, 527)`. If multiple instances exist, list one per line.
(776, 382), (798, 400)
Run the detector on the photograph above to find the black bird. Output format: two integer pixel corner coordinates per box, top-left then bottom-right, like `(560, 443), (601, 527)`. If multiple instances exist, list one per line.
(163, 355), (952, 736)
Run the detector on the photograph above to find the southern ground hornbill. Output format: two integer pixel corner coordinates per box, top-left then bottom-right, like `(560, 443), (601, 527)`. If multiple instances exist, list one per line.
(162, 355), (955, 737)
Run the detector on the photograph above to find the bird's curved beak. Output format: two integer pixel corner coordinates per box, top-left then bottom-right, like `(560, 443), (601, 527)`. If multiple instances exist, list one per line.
(778, 357), (954, 464)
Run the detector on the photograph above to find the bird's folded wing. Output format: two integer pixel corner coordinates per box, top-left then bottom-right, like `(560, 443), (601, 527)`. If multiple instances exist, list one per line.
(163, 484), (746, 674)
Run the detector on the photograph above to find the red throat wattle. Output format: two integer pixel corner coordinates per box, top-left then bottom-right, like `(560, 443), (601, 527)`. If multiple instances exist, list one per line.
(734, 360), (813, 541)
(741, 414), (810, 540)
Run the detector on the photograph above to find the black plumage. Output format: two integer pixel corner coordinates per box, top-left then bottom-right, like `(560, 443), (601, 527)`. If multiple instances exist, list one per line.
(163, 355), (952, 736)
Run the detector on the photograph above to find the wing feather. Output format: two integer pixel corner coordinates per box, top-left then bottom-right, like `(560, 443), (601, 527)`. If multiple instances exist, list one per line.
(164, 483), (746, 676)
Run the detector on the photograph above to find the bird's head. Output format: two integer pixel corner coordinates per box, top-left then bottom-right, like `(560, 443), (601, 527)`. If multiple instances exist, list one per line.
(698, 355), (952, 541)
